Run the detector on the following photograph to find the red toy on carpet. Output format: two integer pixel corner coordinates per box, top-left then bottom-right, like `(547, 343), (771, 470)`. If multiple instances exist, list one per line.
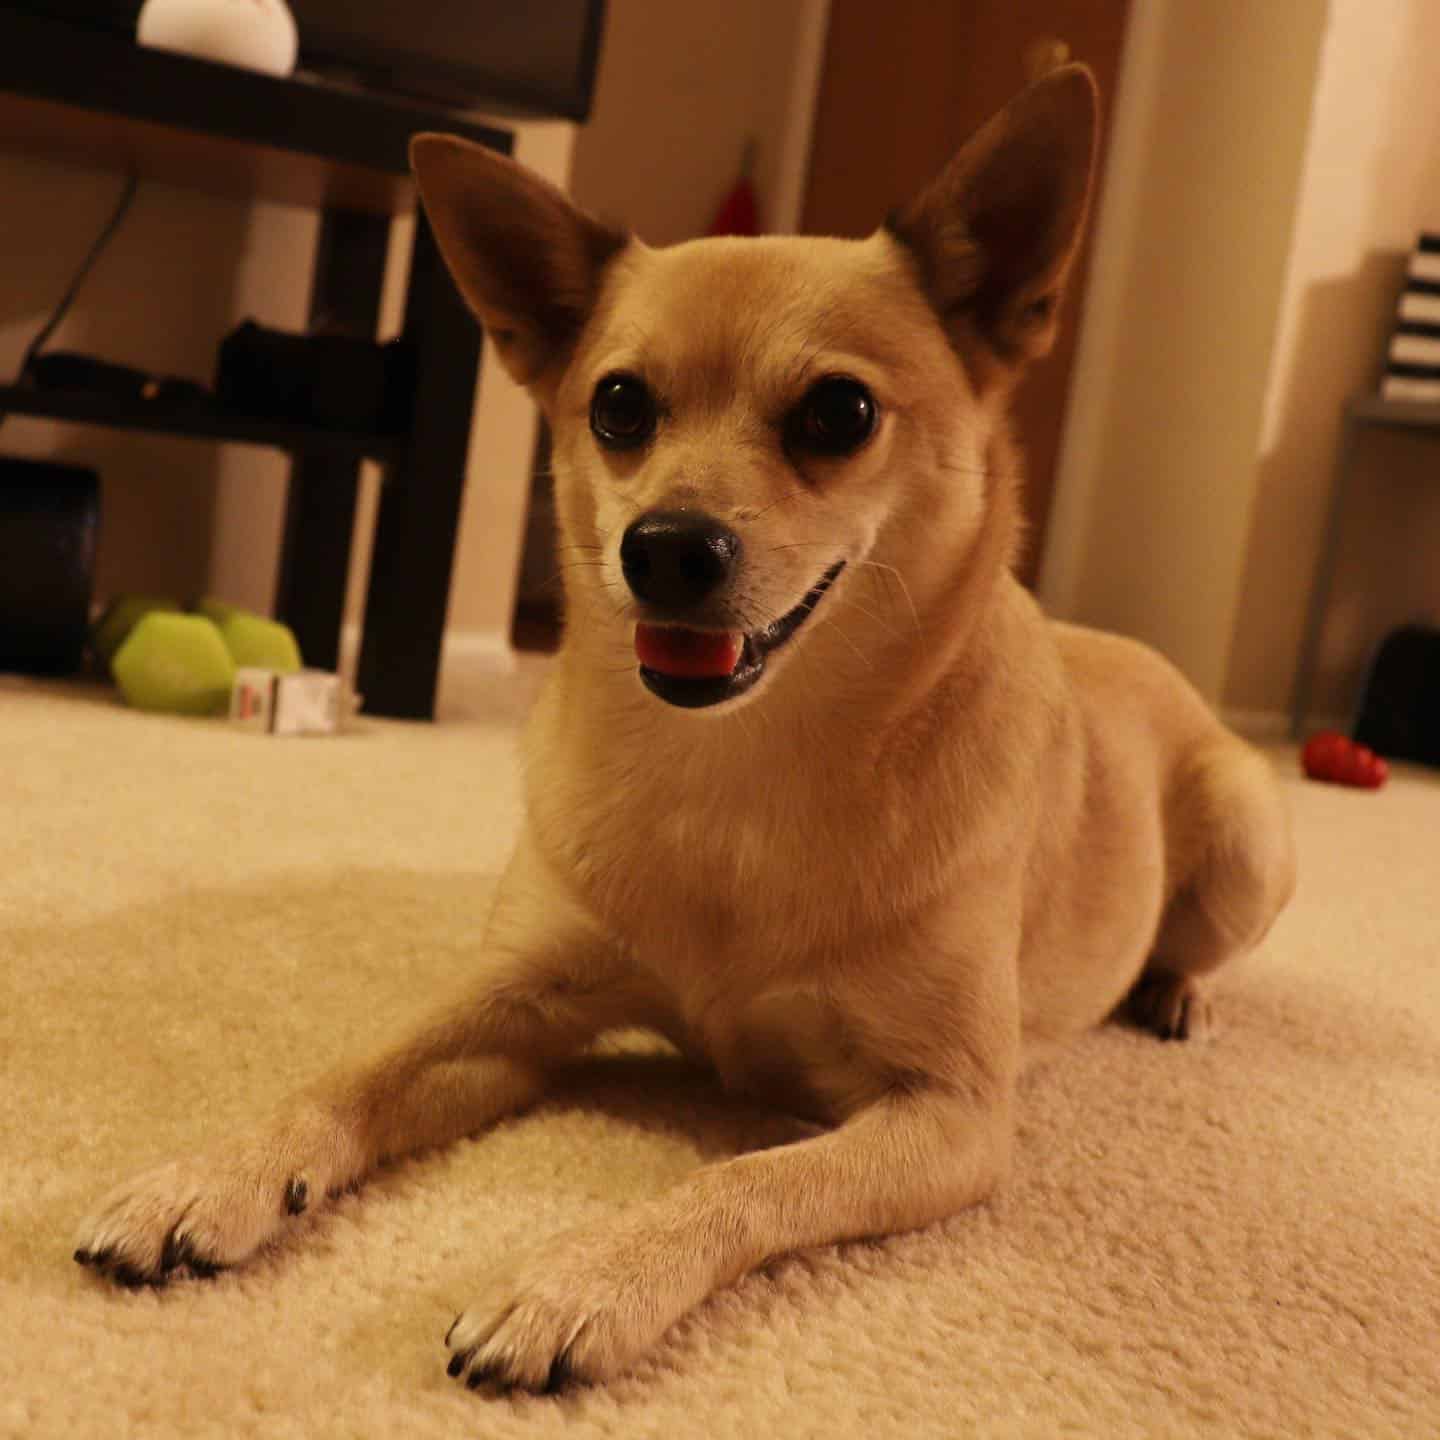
(1301, 731), (1388, 788)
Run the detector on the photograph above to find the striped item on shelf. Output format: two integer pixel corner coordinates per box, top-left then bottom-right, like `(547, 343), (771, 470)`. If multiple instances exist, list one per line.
(1383, 234), (1440, 403)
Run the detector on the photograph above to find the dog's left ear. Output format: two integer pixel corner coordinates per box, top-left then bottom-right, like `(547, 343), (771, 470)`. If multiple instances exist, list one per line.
(888, 64), (1098, 367)
(410, 134), (629, 391)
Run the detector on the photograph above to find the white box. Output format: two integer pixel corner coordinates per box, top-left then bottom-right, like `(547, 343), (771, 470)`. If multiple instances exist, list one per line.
(230, 668), (350, 736)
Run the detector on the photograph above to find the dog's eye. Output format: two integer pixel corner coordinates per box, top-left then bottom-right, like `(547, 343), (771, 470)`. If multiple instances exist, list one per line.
(591, 372), (656, 450)
(786, 377), (877, 457)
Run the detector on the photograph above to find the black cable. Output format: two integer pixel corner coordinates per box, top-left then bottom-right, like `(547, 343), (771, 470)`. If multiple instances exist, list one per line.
(18, 171), (142, 382)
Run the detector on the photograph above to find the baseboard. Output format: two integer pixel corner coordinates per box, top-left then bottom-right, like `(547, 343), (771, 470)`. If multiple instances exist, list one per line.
(1223, 709), (1292, 742)
(1223, 708), (1348, 742)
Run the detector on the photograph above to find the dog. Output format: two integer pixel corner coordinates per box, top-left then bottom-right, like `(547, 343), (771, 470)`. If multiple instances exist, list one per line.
(74, 66), (1295, 1393)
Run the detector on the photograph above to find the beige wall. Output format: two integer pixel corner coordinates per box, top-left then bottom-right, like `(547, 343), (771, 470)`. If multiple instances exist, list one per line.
(1039, 0), (1329, 706)
(1044, 0), (1440, 727)
(1226, 0), (1440, 724)
(570, 0), (828, 242)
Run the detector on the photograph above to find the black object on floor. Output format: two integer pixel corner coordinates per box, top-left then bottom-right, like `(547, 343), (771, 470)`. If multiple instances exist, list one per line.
(1353, 624), (1440, 768)
(0, 457), (101, 675)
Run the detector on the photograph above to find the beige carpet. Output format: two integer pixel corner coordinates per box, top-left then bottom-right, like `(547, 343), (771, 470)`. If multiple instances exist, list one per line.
(2, 671), (1437, 1439)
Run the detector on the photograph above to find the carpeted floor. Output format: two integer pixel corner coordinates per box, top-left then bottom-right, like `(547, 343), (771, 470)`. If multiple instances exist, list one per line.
(1, 671), (1437, 1439)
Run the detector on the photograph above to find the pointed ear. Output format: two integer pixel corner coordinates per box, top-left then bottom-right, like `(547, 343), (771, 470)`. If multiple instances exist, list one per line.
(887, 64), (1098, 366)
(410, 134), (629, 389)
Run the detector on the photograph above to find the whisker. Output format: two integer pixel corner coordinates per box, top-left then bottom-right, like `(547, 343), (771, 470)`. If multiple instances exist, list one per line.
(729, 697), (759, 745)
(740, 489), (809, 524)
(833, 595), (902, 642)
(855, 559), (922, 641)
(539, 561), (614, 594)
(816, 616), (873, 671)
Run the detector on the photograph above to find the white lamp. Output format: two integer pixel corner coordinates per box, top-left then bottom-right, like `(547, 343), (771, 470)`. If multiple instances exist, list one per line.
(137, 0), (299, 78)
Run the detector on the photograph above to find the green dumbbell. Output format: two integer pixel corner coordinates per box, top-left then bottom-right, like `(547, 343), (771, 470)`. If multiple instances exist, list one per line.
(113, 613), (238, 716)
(106, 597), (303, 715)
(197, 597), (303, 673)
(91, 595), (183, 669)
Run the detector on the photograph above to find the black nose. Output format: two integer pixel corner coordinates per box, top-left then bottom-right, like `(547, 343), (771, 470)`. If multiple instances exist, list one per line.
(620, 511), (741, 610)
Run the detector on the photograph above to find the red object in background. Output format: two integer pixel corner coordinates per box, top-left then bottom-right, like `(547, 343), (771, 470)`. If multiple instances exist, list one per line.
(708, 139), (761, 236)
(1302, 731), (1389, 789)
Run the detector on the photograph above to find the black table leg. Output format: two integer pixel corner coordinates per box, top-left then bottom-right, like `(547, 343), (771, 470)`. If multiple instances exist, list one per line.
(274, 207), (389, 672)
(356, 208), (484, 720)
(1290, 409), (1362, 739)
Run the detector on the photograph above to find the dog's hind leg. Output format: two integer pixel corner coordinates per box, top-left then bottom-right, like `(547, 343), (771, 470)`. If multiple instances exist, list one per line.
(1128, 740), (1295, 1041)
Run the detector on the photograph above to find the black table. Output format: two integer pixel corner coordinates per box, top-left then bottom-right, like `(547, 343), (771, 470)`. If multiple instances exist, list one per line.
(0, 12), (516, 719)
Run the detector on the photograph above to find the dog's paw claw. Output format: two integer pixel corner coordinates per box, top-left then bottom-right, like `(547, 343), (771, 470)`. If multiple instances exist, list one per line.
(444, 1235), (669, 1392)
(544, 1350), (575, 1395)
(110, 1261), (154, 1290)
(160, 1229), (189, 1274)
(284, 1177), (309, 1216)
(156, 1228), (223, 1280)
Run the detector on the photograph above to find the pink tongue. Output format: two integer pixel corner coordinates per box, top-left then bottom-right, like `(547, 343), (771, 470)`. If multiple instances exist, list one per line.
(635, 625), (742, 678)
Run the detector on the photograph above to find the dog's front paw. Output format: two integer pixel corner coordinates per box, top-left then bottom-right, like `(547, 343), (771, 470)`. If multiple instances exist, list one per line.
(74, 1113), (342, 1287)
(445, 1224), (683, 1393)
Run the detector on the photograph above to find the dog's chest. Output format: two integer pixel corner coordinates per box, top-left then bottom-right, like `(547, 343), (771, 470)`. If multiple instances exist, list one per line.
(568, 757), (903, 964)
(592, 811), (900, 1119)
(666, 982), (884, 1122)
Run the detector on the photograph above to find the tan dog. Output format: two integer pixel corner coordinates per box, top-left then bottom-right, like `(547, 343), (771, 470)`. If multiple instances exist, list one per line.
(75, 67), (1295, 1393)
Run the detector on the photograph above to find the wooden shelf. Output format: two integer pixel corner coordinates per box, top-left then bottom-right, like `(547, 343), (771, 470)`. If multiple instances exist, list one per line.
(0, 13), (508, 214)
(0, 384), (405, 465)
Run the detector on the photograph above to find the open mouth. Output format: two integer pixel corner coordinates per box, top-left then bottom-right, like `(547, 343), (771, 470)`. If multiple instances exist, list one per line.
(634, 561), (846, 709)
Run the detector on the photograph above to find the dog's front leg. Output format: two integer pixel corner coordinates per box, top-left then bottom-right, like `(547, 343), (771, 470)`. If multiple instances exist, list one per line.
(74, 830), (632, 1286)
(446, 1078), (1014, 1392)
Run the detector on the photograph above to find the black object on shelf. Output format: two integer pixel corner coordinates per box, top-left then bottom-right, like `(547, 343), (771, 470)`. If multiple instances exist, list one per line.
(0, 382), (404, 465)
(28, 352), (213, 410)
(1353, 625), (1440, 768)
(0, 457), (101, 676)
(215, 322), (416, 435)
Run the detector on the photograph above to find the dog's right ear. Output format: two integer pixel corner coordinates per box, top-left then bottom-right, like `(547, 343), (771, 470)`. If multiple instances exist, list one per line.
(411, 135), (629, 390)
(887, 65), (1098, 371)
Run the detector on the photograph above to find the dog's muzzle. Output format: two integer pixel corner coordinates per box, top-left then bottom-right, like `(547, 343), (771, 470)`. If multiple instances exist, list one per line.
(622, 529), (845, 711)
